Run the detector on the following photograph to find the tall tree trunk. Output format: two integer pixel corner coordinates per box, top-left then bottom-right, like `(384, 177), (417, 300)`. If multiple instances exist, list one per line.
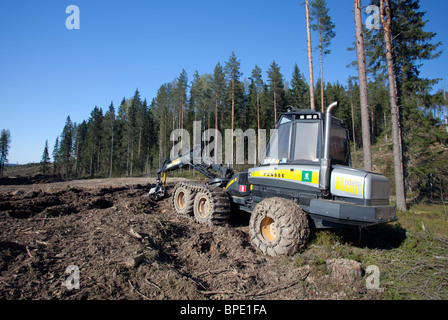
(90, 150), (94, 178)
(110, 127), (114, 178)
(273, 88), (277, 124)
(350, 92), (357, 151)
(215, 96), (219, 163)
(180, 98), (184, 153)
(207, 110), (211, 147)
(319, 31), (325, 113)
(257, 91), (260, 133)
(444, 80), (447, 133)
(126, 142), (130, 177)
(354, 0), (373, 171)
(380, 0), (407, 211)
(74, 139), (79, 176)
(306, 0), (315, 110)
(172, 116), (175, 154)
(257, 91), (260, 160)
(138, 127), (142, 161)
(130, 142), (133, 177)
(97, 141), (100, 176)
(231, 78), (235, 165)
(159, 115), (164, 167)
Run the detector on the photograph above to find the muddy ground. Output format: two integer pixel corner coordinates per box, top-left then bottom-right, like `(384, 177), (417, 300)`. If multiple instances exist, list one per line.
(0, 177), (365, 300)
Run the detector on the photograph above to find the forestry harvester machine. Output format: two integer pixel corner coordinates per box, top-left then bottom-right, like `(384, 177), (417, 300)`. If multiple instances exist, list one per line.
(149, 102), (397, 256)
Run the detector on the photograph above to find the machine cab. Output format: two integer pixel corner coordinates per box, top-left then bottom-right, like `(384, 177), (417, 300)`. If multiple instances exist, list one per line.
(262, 108), (350, 167)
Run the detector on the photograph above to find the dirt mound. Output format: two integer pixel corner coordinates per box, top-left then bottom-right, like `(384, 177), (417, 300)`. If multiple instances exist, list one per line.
(0, 174), (54, 186)
(0, 178), (362, 300)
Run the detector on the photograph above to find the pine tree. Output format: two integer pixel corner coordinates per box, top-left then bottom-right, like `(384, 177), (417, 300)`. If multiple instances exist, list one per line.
(189, 70), (201, 125)
(137, 97), (150, 175)
(325, 81), (350, 124)
(87, 106), (103, 177)
(197, 74), (214, 151)
(380, 0), (407, 211)
(247, 79), (258, 130)
(225, 52), (242, 165)
(115, 98), (128, 175)
(0, 129), (11, 179)
(311, 0), (336, 112)
(305, 0), (316, 110)
(125, 90), (141, 176)
(154, 84), (171, 166)
(259, 83), (272, 130)
(173, 70), (188, 152)
(103, 102), (116, 177)
(267, 61), (285, 126)
(347, 78), (359, 150)
(40, 140), (51, 175)
(354, 0), (373, 171)
(291, 64), (310, 109)
(143, 98), (156, 174)
(74, 121), (88, 176)
(250, 65), (263, 132)
(383, 0), (441, 208)
(360, 0), (444, 208)
(212, 63), (226, 160)
(59, 116), (74, 178)
(52, 136), (60, 177)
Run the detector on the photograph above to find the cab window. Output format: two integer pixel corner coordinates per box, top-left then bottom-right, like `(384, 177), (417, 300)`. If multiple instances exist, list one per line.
(330, 125), (349, 165)
(293, 122), (320, 162)
(263, 120), (292, 164)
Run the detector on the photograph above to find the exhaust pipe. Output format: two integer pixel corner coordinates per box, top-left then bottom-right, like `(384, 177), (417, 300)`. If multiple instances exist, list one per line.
(319, 101), (338, 194)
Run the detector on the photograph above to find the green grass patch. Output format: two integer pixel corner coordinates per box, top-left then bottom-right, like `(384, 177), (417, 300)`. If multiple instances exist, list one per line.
(293, 204), (448, 300)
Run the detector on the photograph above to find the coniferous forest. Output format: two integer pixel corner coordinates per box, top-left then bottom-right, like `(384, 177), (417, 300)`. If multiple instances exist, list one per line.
(45, 0), (448, 207)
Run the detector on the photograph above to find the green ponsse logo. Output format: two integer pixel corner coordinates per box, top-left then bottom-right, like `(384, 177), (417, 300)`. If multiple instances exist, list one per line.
(302, 171), (312, 183)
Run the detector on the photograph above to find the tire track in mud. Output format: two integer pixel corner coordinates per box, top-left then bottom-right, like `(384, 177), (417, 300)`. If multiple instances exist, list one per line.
(0, 179), (349, 300)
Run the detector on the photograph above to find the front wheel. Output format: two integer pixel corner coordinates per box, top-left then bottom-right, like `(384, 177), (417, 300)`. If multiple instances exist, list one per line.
(249, 197), (310, 257)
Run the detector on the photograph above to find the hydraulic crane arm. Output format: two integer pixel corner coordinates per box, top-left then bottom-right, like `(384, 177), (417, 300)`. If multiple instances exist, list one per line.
(148, 144), (234, 200)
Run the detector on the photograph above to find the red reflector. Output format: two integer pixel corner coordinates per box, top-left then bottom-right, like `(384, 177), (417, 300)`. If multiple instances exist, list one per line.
(239, 185), (247, 192)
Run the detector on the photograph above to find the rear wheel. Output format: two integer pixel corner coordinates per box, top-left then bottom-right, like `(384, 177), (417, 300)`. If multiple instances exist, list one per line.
(249, 197), (310, 257)
(193, 186), (230, 225)
(173, 184), (194, 216)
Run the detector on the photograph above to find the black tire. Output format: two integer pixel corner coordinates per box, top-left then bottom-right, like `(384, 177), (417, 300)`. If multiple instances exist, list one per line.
(193, 186), (230, 225)
(249, 197), (310, 257)
(172, 184), (194, 216)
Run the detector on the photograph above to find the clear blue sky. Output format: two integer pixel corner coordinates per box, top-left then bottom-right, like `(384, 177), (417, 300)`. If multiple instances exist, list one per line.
(0, 0), (446, 164)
